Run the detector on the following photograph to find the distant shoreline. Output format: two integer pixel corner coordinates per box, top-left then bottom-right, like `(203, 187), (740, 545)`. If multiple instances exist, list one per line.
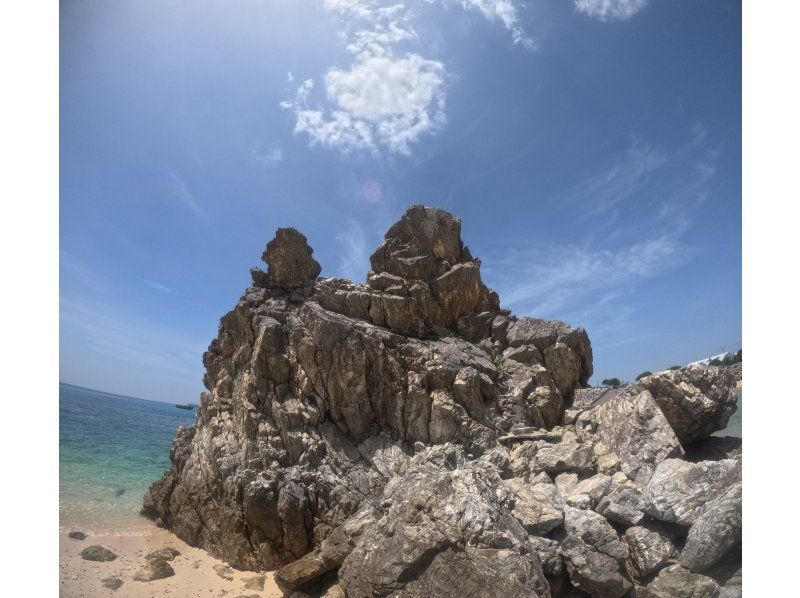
(58, 381), (173, 406)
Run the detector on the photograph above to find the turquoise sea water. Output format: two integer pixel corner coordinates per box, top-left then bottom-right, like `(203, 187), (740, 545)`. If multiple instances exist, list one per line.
(59, 383), (196, 532)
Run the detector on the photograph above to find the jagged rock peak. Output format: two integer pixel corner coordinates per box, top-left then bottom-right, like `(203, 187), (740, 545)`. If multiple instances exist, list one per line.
(369, 204), (473, 283)
(253, 227), (321, 290)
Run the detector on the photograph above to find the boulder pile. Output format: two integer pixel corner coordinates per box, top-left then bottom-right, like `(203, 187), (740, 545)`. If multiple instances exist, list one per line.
(144, 205), (741, 597)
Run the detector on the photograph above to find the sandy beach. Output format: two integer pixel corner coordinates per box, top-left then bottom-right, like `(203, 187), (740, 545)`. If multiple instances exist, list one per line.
(59, 523), (281, 597)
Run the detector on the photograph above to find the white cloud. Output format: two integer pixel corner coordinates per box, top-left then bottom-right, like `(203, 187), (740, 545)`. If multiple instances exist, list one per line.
(284, 3), (445, 154)
(283, 0), (532, 154)
(574, 0), (650, 22)
(460, 0), (533, 48)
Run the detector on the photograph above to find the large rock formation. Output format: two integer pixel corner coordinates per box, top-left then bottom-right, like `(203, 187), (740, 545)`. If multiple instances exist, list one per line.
(144, 205), (740, 597)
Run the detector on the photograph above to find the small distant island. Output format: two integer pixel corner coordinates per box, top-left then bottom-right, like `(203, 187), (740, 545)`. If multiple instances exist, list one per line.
(174, 403), (198, 410)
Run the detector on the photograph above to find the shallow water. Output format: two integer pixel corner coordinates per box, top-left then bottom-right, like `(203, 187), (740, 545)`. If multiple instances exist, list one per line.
(715, 385), (742, 438)
(59, 383), (195, 532)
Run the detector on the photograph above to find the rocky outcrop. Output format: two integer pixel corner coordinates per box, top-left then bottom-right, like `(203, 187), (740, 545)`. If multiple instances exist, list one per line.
(254, 227), (321, 290)
(576, 388), (683, 485)
(633, 366), (738, 444)
(144, 205), (741, 596)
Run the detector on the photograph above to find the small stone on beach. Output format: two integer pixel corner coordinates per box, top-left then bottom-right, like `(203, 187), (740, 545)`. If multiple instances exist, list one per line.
(101, 576), (123, 591)
(68, 530), (87, 540)
(244, 575), (265, 591)
(146, 547), (180, 562)
(134, 557), (175, 581)
(213, 564), (234, 580)
(80, 545), (117, 562)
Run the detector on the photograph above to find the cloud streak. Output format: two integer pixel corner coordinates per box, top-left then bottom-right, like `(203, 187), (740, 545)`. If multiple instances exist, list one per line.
(164, 169), (205, 217)
(482, 127), (719, 334)
(574, 0), (650, 22)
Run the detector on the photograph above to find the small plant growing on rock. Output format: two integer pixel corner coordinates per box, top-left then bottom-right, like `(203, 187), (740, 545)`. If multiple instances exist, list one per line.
(636, 371), (653, 381)
(669, 365), (682, 370)
(709, 358), (723, 366)
(492, 355), (506, 372)
(601, 378), (621, 388)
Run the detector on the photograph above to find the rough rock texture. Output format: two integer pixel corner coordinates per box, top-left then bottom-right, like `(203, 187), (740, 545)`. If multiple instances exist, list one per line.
(256, 227), (321, 290)
(68, 530), (86, 540)
(101, 577), (123, 591)
(681, 482), (742, 572)
(143, 205), (741, 596)
(623, 524), (679, 577)
(80, 545), (117, 562)
(645, 564), (721, 597)
(633, 366), (738, 444)
(560, 508), (632, 598)
(338, 451), (551, 597)
(643, 458), (741, 527)
(134, 558), (175, 581)
(576, 389), (683, 485)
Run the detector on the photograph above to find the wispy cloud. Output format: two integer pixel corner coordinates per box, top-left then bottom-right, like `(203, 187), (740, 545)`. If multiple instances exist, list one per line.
(488, 235), (689, 319)
(140, 278), (172, 293)
(251, 144), (284, 166)
(459, 1), (534, 48)
(482, 126), (719, 333)
(164, 168), (205, 217)
(283, 0), (532, 154)
(559, 137), (666, 216)
(61, 297), (206, 380)
(574, 0), (651, 22)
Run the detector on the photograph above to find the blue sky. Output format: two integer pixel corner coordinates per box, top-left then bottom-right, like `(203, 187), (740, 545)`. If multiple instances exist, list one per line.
(60, 0), (741, 403)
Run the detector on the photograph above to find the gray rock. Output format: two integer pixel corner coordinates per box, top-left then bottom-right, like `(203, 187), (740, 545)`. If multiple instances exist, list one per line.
(145, 547), (180, 561)
(244, 575), (266, 591)
(576, 389), (683, 485)
(596, 483), (645, 526)
(530, 440), (594, 474)
(275, 525), (353, 592)
(68, 530), (86, 540)
(338, 459), (551, 598)
(645, 564), (721, 597)
(560, 508), (633, 598)
(261, 227), (321, 289)
(134, 558), (175, 581)
(554, 472), (579, 496)
(623, 525), (679, 577)
(80, 545), (117, 562)
(100, 577), (123, 591)
(643, 458), (741, 526)
(213, 564), (234, 581)
(571, 473), (611, 504)
(504, 476), (564, 534)
(370, 204), (467, 283)
(681, 483), (742, 572)
(634, 366), (738, 444)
